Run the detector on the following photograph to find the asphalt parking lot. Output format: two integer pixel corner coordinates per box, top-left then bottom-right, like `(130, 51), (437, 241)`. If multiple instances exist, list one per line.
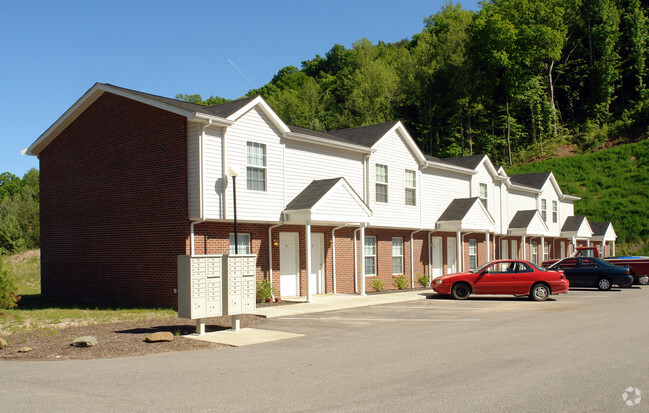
(3, 286), (649, 412)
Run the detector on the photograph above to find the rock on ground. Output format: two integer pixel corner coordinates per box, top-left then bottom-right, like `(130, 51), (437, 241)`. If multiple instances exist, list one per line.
(145, 332), (174, 343)
(0, 338), (7, 349)
(73, 336), (98, 347)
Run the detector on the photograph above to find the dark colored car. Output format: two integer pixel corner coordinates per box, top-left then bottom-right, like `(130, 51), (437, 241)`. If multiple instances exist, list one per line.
(547, 257), (633, 290)
(432, 259), (569, 301)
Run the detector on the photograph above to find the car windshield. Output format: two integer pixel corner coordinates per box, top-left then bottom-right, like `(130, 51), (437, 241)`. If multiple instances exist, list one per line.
(528, 262), (547, 272)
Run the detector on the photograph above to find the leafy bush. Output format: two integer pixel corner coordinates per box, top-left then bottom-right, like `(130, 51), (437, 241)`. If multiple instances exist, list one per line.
(256, 278), (274, 303)
(393, 274), (408, 290)
(417, 273), (430, 287)
(0, 257), (20, 309)
(369, 276), (384, 292)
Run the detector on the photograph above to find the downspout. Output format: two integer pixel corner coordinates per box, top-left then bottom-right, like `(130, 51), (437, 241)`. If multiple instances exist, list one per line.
(268, 222), (284, 300)
(411, 229), (424, 288)
(332, 224), (352, 294)
(190, 120), (212, 256)
(428, 231), (436, 283)
(353, 228), (360, 294)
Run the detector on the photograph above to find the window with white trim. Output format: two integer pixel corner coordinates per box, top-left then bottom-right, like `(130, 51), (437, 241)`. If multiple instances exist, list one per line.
(392, 237), (403, 274)
(479, 183), (488, 208)
(469, 239), (478, 270)
(246, 142), (267, 191)
(364, 236), (376, 276)
(405, 169), (416, 206)
(376, 164), (388, 203)
(543, 242), (549, 261)
(552, 200), (558, 223)
(532, 241), (538, 265)
(229, 233), (251, 254)
(541, 199), (547, 222)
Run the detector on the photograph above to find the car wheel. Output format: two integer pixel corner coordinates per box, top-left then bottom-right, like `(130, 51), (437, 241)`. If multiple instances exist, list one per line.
(529, 283), (550, 301)
(451, 283), (471, 300)
(597, 277), (612, 291)
(638, 275), (649, 285)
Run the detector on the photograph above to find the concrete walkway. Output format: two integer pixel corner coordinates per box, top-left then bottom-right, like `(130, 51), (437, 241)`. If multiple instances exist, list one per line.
(254, 289), (430, 318)
(186, 290), (431, 347)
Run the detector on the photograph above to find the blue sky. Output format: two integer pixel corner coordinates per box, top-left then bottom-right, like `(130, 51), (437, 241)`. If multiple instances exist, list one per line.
(0, 0), (479, 177)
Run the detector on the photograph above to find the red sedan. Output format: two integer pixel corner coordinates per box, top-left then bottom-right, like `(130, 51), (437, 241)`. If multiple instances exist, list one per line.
(432, 260), (569, 301)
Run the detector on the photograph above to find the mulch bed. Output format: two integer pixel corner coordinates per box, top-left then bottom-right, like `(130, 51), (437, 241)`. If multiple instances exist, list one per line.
(0, 314), (263, 361)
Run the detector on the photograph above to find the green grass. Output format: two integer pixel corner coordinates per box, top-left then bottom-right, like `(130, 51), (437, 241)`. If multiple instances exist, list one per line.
(1, 251), (176, 335)
(506, 139), (649, 255)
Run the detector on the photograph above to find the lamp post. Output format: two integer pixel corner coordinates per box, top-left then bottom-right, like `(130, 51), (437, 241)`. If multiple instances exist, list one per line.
(227, 166), (240, 254)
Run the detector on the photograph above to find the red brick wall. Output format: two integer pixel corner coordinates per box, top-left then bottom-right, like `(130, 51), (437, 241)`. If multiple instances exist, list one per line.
(39, 92), (189, 307)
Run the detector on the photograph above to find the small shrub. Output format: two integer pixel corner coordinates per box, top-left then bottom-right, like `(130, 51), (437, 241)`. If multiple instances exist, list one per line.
(417, 273), (430, 287)
(0, 257), (20, 309)
(256, 278), (274, 303)
(393, 274), (408, 290)
(370, 276), (384, 292)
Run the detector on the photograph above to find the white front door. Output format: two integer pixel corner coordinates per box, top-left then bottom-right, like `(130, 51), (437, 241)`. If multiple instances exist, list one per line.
(432, 236), (443, 279)
(501, 240), (509, 259)
(510, 240), (518, 259)
(280, 232), (299, 297)
(447, 237), (457, 274)
(310, 233), (324, 295)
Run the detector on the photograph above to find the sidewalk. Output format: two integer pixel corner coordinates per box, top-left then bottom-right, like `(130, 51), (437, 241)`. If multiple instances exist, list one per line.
(253, 289), (431, 318)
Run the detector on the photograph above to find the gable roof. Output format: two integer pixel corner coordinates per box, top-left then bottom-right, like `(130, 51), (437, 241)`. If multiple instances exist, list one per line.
(325, 121), (399, 147)
(442, 154), (488, 170)
(509, 210), (538, 229)
(561, 215), (593, 238)
(508, 209), (549, 235)
(285, 178), (343, 210)
(561, 216), (587, 232)
(589, 221), (617, 241)
(438, 198), (481, 222)
(509, 172), (552, 189)
(436, 197), (495, 231)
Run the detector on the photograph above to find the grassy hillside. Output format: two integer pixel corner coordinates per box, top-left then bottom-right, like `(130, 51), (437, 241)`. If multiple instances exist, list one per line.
(506, 140), (649, 255)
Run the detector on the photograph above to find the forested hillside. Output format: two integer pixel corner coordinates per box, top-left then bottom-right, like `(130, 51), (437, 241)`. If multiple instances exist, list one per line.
(184, 0), (649, 167)
(0, 169), (39, 255)
(507, 140), (649, 255)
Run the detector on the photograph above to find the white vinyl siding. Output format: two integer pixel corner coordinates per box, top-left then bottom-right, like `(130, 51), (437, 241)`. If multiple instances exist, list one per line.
(421, 169), (471, 228)
(376, 164), (388, 203)
(246, 142), (266, 191)
(405, 169), (416, 206)
(187, 121), (203, 219)
(469, 239), (477, 270)
(392, 237), (403, 274)
(229, 233), (251, 254)
(364, 236), (376, 276)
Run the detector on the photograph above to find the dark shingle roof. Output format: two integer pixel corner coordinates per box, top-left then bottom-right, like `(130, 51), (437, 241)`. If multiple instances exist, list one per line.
(288, 125), (362, 145)
(441, 154), (486, 170)
(326, 121), (399, 147)
(509, 210), (537, 229)
(509, 172), (551, 189)
(561, 216), (587, 232)
(285, 178), (344, 210)
(437, 198), (480, 221)
(100, 83), (256, 118)
(590, 222), (611, 236)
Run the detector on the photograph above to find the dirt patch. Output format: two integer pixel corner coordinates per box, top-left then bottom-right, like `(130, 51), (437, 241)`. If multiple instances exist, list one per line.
(4, 250), (40, 264)
(0, 314), (262, 361)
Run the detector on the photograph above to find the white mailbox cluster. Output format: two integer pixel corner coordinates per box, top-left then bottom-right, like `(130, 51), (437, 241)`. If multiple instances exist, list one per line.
(177, 254), (257, 320)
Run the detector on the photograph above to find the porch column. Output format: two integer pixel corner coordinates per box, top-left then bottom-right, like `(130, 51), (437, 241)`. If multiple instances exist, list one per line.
(541, 236), (545, 261)
(572, 236), (577, 253)
(601, 241), (605, 256)
(587, 238), (590, 247)
(521, 235), (526, 260)
(456, 230), (462, 272)
(613, 240), (616, 256)
(305, 221), (312, 303)
(360, 224), (366, 296)
(485, 231), (490, 262)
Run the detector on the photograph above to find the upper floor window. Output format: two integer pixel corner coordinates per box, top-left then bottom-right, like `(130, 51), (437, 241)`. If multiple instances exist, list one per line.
(469, 239), (478, 270)
(541, 199), (547, 222)
(552, 201), (558, 223)
(405, 169), (416, 206)
(376, 164), (388, 203)
(364, 236), (376, 276)
(479, 183), (488, 208)
(246, 142), (266, 191)
(392, 237), (403, 274)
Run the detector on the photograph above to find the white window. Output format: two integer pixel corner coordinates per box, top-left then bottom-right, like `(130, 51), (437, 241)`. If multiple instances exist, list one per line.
(246, 142), (267, 191)
(405, 169), (416, 206)
(229, 233), (251, 254)
(532, 241), (538, 265)
(364, 236), (376, 276)
(479, 183), (488, 208)
(469, 239), (478, 270)
(376, 164), (388, 203)
(552, 201), (558, 223)
(541, 199), (547, 222)
(543, 242), (549, 261)
(392, 237), (403, 274)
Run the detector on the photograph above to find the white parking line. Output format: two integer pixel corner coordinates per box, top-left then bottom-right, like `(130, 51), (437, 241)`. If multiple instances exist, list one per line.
(372, 305), (487, 310)
(282, 317), (481, 322)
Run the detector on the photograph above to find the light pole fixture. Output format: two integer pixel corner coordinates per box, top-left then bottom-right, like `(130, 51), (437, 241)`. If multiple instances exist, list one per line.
(227, 166), (240, 254)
